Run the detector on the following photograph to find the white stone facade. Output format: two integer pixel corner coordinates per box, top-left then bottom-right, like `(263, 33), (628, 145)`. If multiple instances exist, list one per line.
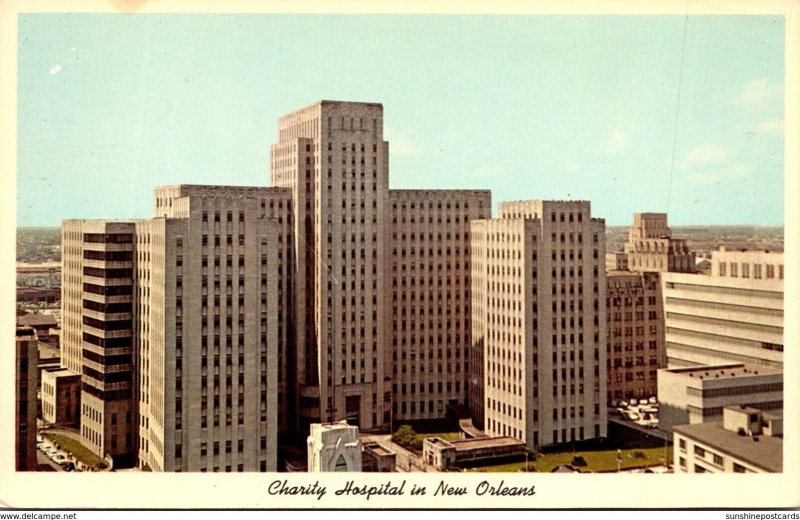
(661, 265), (783, 369)
(624, 213), (694, 273)
(307, 421), (362, 472)
(471, 200), (607, 447)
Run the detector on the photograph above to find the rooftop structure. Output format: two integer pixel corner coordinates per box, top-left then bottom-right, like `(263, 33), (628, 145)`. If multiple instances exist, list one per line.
(673, 406), (782, 473)
(657, 363), (782, 433)
(307, 421), (362, 472)
(422, 435), (526, 470)
(623, 213), (695, 273)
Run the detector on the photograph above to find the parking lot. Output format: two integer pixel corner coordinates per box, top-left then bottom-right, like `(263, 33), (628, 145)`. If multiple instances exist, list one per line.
(37, 434), (78, 472)
(609, 397), (660, 429)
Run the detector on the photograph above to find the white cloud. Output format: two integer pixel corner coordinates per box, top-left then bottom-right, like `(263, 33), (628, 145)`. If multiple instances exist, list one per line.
(731, 78), (782, 108)
(49, 64), (62, 75)
(604, 128), (628, 154)
(688, 163), (754, 186)
(384, 126), (422, 156)
(470, 164), (508, 179)
(678, 144), (730, 169)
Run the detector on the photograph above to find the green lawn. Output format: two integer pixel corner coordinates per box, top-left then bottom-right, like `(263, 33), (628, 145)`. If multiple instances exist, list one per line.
(467, 446), (672, 473)
(406, 432), (462, 455)
(392, 421), (460, 455)
(43, 432), (106, 468)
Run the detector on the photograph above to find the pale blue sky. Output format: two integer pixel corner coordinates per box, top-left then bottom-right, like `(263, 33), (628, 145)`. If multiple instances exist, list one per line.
(17, 14), (784, 226)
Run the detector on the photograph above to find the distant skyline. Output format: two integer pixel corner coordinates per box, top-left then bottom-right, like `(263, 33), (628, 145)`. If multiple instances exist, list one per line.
(17, 14), (785, 227)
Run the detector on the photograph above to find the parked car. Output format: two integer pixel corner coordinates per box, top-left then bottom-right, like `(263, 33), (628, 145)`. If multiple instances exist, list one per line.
(60, 461), (75, 472)
(53, 454), (67, 463)
(627, 412), (640, 421)
(648, 397), (658, 404)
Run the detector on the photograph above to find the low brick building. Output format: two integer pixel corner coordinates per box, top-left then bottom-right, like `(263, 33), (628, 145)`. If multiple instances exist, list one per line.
(422, 436), (525, 471)
(41, 367), (81, 427)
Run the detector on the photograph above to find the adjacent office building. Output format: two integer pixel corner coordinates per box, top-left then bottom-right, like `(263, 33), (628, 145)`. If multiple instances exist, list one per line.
(606, 271), (665, 403)
(661, 250), (783, 369)
(40, 367), (81, 427)
(145, 185), (288, 472)
(471, 200), (607, 447)
(61, 220), (138, 466)
(61, 186), (286, 471)
(657, 363), (783, 433)
(673, 405), (782, 473)
(15, 328), (39, 471)
(623, 213), (694, 273)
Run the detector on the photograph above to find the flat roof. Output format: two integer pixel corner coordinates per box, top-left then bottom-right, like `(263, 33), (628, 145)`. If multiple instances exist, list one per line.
(449, 436), (525, 452)
(363, 443), (394, 456)
(17, 313), (57, 327)
(663, 363), (782, 379)
(673, 422), (782, 472)
(42, 367), (80, 378)
(38, 343), (60, 359)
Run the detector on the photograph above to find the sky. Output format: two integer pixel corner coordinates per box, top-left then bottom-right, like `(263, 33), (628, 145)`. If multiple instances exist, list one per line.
(16, 14), (785, 227)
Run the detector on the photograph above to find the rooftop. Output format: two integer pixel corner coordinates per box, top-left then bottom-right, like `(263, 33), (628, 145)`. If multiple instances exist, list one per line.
(17, 313), (57, 327)
(38, 342), (60, 360)
(448, 436), (524, 452)
(43, 367), (80, 378)
(664, 363), (782, 380)
(363, 443), (394, 456)
(674, 421), (782, 472)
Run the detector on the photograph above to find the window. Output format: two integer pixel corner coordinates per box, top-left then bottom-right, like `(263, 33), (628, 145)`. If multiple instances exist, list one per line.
(694, 446), (705, 457)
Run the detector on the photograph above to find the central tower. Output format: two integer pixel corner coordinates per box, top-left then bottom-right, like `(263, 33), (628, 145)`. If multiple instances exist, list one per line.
(270, 101), (389, 430)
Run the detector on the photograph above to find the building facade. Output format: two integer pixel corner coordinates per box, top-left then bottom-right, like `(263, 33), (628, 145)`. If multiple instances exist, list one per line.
(15, 329), (39, 471)
(471, 200), (607, 448)
(661, 250), (783, 369)
(389, 190), (491, 421)
(145, 185), (286, 472)
(605, 271), (665, 403)
(268, 101), (489, 430)
(307, 421), (362, 472)
(61, 220), (138, 466)
(269, 101), (391, 431)
(61, 186), (286, 471)
(40, 367), (81, 426)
